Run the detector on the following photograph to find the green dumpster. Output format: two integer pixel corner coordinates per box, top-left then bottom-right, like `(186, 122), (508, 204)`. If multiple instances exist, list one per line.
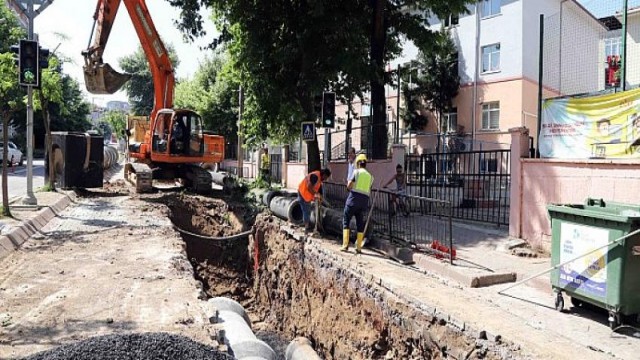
(548, 198), (640, 329)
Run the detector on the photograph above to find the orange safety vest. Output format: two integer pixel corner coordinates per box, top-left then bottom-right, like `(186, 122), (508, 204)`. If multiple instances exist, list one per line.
(298, 170), (322, 202)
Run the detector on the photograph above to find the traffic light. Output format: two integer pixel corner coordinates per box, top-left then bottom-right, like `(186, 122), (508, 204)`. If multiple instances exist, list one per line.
(39, 46), (50, 70)
(322, 91), (336, 128)
(19, 39), (39, 87)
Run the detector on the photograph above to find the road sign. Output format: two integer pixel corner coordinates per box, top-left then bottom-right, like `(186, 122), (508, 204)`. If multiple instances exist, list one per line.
(302, 122), (315, 142)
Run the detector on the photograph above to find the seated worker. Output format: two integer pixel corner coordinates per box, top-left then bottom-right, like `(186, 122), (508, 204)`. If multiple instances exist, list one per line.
(171, 119), (187, 154)
(297, 168), (332, 233)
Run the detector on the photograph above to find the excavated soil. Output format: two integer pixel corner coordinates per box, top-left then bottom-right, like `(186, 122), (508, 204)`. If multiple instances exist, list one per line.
(165, 191), (509, 360)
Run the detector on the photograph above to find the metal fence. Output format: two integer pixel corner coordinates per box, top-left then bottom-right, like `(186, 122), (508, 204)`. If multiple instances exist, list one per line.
(319, 121), (397, 161)
(323, 181), (454, 263)
(405, 149), (510, 226)
(270, 154), (282, 184)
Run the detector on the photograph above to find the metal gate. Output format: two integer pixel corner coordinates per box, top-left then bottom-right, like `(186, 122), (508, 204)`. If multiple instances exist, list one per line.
(405, 149), (510, 226)
(270, 153), (282, 184)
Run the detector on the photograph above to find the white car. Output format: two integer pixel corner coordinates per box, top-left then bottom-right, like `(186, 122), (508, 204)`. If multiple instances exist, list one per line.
(0, 141), (24, 166)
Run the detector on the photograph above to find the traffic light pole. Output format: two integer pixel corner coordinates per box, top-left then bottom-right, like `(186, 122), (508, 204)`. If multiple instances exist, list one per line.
(22, 1), (36, 205)
(12, 0), (53, 205)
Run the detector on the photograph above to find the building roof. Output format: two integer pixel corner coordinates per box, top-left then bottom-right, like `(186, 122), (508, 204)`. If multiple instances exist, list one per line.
(599, 16), (622, 31)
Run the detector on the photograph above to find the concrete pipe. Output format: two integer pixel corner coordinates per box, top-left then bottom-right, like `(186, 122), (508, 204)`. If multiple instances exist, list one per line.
(103, 145), (119, 170)
(210, 171), (236, 190)
(209, 297), (276, 360)
(262, 190), (282, 207)
(269, 196), (303, 224)
(285, 337), (321, 360)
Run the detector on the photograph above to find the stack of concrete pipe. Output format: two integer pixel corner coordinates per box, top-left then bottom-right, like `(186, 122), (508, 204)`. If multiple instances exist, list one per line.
(103, 145), (119, 170)
(266, 194), (359, 238)
(209, 297), (276, 360)
(210, 171), (237, 190)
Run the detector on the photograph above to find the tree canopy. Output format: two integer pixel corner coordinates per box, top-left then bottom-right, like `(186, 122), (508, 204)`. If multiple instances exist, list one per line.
(166, 0), (473, 167)
(119, 44), (180, 116)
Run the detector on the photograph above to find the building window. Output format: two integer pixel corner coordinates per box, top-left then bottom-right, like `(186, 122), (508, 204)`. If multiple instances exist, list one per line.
(480, 157), (498, 173)
(481, 43), (500, 73)
(481, 0), (501, 18)
(444, 14), (459, 27)
(605, 37), (621, 58)
(444, 108), (458, 133)
(481, 102), (500, 130)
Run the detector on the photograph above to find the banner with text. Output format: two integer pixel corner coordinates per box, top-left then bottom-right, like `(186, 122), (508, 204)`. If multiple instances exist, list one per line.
(540, 88), (640, 158)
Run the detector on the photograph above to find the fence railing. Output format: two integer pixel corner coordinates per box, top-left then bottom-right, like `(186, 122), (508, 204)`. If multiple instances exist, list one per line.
(405, 149), (510, 226)
(319, 121), (396, 161)
(322, 181), (454, 263)
(270, 154), (282, 184)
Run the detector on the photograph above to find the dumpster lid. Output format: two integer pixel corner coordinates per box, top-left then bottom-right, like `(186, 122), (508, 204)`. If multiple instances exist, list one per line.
(548, 198), (640, 223)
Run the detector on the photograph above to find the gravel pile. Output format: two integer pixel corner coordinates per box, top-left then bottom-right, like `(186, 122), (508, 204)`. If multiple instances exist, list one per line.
(22, 332), (233, 360)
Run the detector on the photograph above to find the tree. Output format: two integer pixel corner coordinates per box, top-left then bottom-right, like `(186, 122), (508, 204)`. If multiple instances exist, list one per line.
(102, 110), (127, 141)
(175, 52), (238, 142)
(119, 44), (180, 116)
(0, 2), (26, 216)
(34, 55), (64, 190)
(422, 29), (459, 133)
(168, 0), (372, 171)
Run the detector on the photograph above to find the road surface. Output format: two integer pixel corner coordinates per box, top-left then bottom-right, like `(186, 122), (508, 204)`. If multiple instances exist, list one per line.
(0, 159), (45, 201)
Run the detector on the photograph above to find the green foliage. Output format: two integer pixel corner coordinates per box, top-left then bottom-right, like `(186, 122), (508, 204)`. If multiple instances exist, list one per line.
(119, 44), (180, 116)
(0, 3), (25, 52)
(168, 0), (474, 163)
(175, 51), (238, 141)
(102, 110), (127, 140)
(403, 29), (460, 132)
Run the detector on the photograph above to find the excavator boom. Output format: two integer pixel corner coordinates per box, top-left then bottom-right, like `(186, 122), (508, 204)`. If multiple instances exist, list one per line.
(83, 0), (174, 120)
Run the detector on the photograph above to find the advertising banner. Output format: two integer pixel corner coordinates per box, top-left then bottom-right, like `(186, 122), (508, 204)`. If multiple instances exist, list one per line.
(540, 88), (640, 158)
(559, 222), (609, 298)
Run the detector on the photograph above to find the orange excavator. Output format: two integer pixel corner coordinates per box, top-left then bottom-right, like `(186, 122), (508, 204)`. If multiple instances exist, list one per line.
(82, 0), (225, 193)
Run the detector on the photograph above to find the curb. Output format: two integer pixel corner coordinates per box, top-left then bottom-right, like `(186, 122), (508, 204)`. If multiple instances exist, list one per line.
(413, 253), (517, 288)
(0, 193), (74, 261)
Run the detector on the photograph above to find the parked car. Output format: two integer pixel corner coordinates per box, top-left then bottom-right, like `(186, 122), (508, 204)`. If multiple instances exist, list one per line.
(0, 141), (24, 166)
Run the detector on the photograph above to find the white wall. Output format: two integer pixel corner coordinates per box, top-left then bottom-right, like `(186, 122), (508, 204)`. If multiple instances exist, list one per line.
(624, 12), (640, 88)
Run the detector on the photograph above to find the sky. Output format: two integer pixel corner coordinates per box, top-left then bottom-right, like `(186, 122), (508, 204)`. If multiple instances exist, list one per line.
(32, 0), (218, 107)
(578, 0), (640, 18)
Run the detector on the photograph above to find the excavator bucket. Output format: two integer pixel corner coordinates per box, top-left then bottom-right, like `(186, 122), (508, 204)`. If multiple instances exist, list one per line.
(83, 63), (131, 94)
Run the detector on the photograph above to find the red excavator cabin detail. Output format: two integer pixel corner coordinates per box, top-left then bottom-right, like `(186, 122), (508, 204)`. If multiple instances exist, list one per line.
(82, 0), (224, 193)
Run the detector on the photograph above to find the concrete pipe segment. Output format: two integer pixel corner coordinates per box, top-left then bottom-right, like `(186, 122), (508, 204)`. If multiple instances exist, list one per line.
(211, 172), (236, 190)
(103, 145), (119, 170)
(262, 190), (282, 207)
(285, 337), (322, 360)
(209, 297), (276, 360)
(269, 196), (303, 224)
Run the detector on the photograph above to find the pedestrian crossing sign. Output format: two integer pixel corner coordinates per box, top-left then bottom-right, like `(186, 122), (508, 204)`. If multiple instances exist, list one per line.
(302, 122), (315, 142)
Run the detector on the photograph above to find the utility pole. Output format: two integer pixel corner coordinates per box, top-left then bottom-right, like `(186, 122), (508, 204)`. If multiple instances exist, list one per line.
(621, 0), (629, 91)
(10, 0), (53, 206)
(237, 85), (244, 178)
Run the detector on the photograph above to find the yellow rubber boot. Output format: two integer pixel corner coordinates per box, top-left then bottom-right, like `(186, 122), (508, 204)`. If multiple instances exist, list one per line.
(355, 232), (365, 254)
(341, 229), (350, 251)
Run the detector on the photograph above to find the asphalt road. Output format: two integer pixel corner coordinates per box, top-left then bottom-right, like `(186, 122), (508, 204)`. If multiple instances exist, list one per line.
(0, 159), (45, 201)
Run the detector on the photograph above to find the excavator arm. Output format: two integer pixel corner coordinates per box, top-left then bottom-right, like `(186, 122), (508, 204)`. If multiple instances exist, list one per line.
(83, 0), (175, 120)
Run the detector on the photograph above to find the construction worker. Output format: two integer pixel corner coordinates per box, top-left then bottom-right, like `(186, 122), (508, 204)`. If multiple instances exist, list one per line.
(260, 148), (271, 185)
(298, 168), (332, 232)
(342, 154), (374, 253)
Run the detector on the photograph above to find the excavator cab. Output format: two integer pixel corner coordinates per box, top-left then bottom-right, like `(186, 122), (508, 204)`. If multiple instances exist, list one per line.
(150, 109), (206, 159)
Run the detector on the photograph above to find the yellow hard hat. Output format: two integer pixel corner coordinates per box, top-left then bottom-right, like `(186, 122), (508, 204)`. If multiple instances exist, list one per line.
(355, 154), (367, 164)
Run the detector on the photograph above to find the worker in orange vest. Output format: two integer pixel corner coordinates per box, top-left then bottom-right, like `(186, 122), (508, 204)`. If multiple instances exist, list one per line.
(298, 168), (332, 232)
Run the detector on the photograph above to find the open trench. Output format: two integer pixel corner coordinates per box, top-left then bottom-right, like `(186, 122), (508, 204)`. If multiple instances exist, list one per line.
(165, 193), (511, 360)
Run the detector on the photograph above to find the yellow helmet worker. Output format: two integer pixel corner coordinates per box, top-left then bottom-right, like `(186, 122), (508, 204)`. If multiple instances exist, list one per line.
(342, 153), (373, 254)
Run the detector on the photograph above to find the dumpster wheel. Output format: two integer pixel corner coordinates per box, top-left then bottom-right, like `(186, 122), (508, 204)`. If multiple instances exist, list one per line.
(608, 311), (621, 330)
(554, 292), (564, 312)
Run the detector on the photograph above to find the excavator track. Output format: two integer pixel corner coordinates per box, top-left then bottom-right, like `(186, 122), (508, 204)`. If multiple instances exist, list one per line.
(185, 165), (213, 195)
(124, 162), (153, 193)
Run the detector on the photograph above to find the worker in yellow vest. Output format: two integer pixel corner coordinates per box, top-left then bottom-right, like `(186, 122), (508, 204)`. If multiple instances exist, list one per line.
(342, 154), (374, 253)
(260, 148), (271, 185)
(298, 168), (332, 232)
